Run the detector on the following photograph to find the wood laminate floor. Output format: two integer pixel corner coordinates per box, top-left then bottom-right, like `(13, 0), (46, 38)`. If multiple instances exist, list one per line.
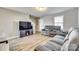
(8, 33), (52, 51)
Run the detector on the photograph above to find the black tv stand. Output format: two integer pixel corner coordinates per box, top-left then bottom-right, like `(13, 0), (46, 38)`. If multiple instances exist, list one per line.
(20, 29), (33, 37)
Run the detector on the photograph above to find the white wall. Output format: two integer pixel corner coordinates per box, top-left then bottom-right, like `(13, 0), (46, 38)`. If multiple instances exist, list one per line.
(0, 8), (35, 38)
(39, 8), (78, 31)
(63, 8), (78, 31)
(39, 16), (54, 31)
(77, 8), (79, 27)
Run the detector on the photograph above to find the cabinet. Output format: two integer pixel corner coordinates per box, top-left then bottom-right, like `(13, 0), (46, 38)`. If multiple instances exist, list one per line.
(20, 29), (33, 37)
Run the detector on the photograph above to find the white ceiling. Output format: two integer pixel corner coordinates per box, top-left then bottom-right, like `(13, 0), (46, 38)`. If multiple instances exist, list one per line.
(5, 7), (75, 17)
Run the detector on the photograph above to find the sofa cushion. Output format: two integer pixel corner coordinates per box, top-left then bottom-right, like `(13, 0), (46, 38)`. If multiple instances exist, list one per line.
(54, 35), (65, 39)
(35, 41), (61, 51)
(45, 41), (61, 51)
(50, 38), (65, 45)
(35, 45), (51, 51)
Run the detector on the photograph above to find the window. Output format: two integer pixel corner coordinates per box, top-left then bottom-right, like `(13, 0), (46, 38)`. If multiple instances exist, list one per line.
(54, 16), (64, 30)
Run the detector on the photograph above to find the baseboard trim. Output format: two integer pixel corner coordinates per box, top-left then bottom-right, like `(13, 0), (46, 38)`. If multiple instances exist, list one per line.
(7, 36), (19, 40)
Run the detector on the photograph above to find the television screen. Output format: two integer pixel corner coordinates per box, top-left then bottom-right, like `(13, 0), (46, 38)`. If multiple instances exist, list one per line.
(19, 21), (32, 30)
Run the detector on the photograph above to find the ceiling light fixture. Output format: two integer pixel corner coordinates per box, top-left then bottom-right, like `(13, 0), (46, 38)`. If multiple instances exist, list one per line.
(35, 7), (47, 12)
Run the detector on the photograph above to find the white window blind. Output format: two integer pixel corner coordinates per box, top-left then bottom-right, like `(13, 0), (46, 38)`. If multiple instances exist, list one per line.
(54, 16), (64, 30)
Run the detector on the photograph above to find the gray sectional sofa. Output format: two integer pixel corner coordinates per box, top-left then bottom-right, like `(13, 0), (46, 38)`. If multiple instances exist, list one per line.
(35, 27), (79, 51)
(42, 26), (67, 36)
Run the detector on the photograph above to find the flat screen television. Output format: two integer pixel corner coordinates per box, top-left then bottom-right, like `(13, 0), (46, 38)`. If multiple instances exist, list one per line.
(19, 21), (32, 30)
